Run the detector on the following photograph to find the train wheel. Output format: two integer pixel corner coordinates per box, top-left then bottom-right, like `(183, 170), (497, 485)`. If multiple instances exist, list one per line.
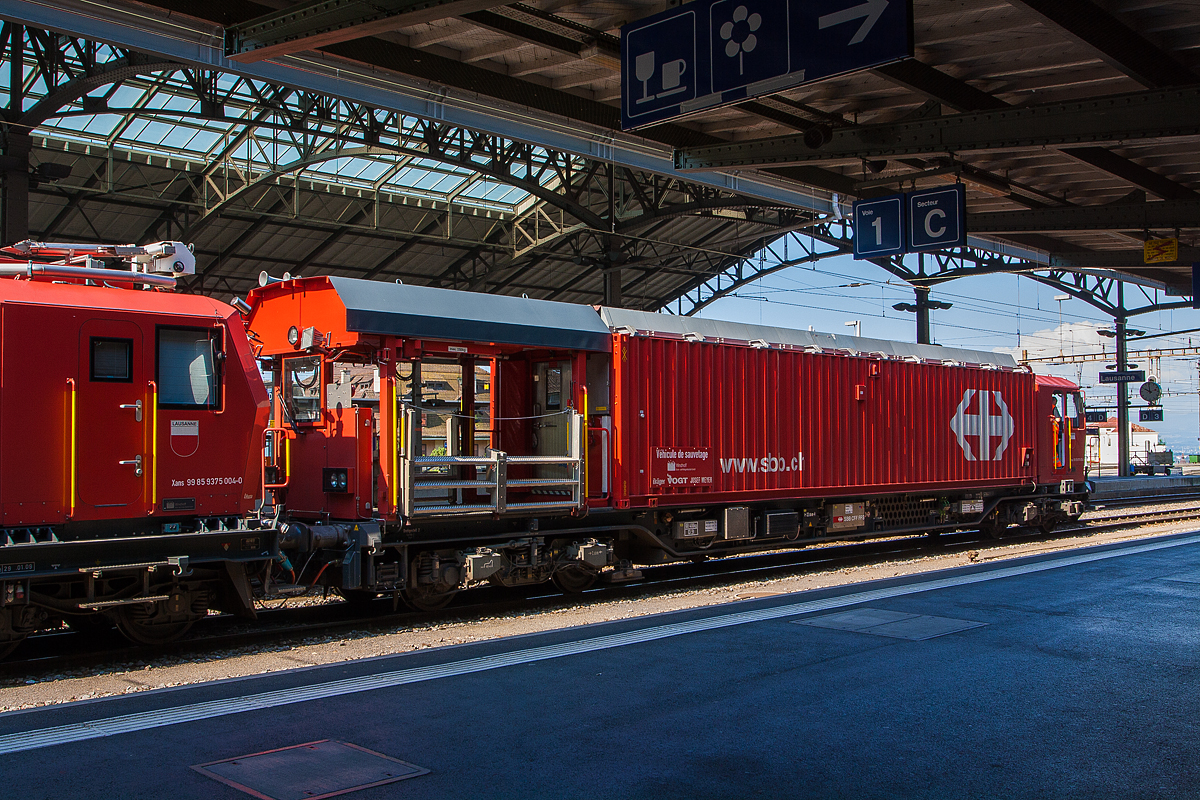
(108, 600), (196, 646)
(0, 634), (24, 660)
(402, 585), (457, 612)
(980, 521), (1006, 539)
(0, 607), (38, 660)
(552, 565), (598, 593)
(337, 589), (382, 609)
(67, 613), (117, 641)
(404, 552), (460, 611)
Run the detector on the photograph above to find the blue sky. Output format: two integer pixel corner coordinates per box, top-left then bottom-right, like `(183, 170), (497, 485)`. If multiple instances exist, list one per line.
(697, 251), (1200, 454)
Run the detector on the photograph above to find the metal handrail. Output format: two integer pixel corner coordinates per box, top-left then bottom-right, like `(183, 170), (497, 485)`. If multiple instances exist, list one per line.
(398, 407), (585, 518)
(148, 381), (158, 507)
(66, 378), (76, 517)
(262, 427), (293, 491)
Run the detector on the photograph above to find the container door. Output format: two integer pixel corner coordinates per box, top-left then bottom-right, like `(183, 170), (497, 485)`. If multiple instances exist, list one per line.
(533, 360), (572, 479)
(77, 320), (144, 509)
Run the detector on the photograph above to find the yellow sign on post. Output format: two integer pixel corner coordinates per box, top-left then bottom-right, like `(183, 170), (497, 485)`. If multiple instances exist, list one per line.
(1144, 238), (1179, 263)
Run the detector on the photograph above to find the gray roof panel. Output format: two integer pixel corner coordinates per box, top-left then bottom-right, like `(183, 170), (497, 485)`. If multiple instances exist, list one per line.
(329, 277), (612, 351)
(599, 308), (1017, 367)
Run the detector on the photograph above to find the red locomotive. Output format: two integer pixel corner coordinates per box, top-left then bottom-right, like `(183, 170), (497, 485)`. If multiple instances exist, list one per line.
(0, 243), (1087, 656)
(0, 241), (269, 652)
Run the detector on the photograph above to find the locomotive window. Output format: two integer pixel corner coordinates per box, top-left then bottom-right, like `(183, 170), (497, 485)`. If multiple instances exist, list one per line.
(283, 356), (323, 424)
(157, 328), (220, 409)
(90, 338), (132, 382)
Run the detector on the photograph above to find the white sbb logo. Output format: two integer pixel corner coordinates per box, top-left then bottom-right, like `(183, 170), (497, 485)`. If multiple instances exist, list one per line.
(950, 389), (1013, 461)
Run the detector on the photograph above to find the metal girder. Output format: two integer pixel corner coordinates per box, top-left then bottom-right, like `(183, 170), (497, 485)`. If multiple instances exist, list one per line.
(669, 224), (1190, 322)
(225, 0), (506, 63)
(1058, 147), (1199, 201)
(869, 59), (1199, 201)
(669, 220), (856, 315)
(674, 86), (1200, 170)
(1009, 0), (1198, 89)
(461, 5), (620, 67)
(970, 201), (1200, 234)
(1048, 249), (1200, 269)
(463, 10), (591, 57)
(0, 0), (829, 212)
(872, 60), (1007, 113)
(0, 27), (797, 260)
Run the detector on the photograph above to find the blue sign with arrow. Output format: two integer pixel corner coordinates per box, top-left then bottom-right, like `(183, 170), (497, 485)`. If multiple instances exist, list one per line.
(622, 0), (913, 130)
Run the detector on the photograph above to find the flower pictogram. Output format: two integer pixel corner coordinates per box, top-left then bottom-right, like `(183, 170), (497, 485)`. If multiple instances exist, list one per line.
(720, 5), (762, 76)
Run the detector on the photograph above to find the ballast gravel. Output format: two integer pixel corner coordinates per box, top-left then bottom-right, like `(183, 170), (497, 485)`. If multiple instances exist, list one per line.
(0, 508), (1195, 713)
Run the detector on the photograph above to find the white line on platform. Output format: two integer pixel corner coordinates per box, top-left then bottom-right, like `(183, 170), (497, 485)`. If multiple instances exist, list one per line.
(2, 533), (1198, 756)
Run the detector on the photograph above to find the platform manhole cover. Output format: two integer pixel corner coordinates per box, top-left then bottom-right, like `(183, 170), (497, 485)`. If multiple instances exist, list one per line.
(794, 607), (986, 640)
(193, 740), (429, 800)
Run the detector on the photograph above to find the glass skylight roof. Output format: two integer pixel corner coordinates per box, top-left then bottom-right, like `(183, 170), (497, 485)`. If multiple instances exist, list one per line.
(7, 48), (569, 216)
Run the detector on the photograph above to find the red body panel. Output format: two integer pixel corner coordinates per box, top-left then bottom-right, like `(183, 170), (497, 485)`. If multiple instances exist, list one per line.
(0, 279), (269, 526)
(608, 333), (1058, 509)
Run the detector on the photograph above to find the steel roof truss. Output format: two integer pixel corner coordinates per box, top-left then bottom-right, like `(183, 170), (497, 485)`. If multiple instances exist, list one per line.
(224, 0), (509, 63)
(674, 86), (1200, 170)
(1008, 0), (1198, 89)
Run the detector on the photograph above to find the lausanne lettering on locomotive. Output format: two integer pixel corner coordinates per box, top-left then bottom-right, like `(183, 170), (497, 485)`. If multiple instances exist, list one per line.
(0, 240), (1088, 659)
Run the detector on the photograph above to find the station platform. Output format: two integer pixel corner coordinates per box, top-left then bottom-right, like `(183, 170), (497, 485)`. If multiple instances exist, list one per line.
(1089, 474), (1200, 500)
(3, 531), (1200, 799)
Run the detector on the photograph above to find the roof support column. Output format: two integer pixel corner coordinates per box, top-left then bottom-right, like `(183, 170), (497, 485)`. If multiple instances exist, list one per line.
(1, 132), (30, 246)
(915, 288), (932, 345)
(1116, 285), (1130, 478)
(603, 269), (623, 307)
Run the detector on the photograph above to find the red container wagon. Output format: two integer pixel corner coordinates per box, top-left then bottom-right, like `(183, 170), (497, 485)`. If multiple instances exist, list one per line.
(244, 276), (1086, 607)
(600, 309), (1085, 548)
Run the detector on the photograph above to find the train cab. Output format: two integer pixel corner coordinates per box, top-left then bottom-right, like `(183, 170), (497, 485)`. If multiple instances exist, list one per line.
(1035, 375), (1087, 490)
(245, 275), (611, 527)
(0, 242), (268, 534)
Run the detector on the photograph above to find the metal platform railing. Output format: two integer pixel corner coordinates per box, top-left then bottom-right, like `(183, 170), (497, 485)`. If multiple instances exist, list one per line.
(397, 407), (585, 518)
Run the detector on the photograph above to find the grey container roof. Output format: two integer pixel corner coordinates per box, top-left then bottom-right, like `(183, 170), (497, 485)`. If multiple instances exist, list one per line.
(599, 308), (1017, 368)
(328, 277), (611, 351)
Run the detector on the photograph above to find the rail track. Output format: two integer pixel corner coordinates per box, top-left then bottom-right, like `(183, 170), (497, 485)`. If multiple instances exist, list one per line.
(4, 498), (1200, 679)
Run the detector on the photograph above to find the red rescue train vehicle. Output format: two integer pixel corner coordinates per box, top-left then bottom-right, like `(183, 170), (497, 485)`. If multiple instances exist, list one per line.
(0, 241), (1087, 655)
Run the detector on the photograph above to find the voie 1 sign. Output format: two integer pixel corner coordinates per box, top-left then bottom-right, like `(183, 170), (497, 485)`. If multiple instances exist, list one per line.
(852, 194), (905, 258)
(651, 446), (714, 490)
(622, 0), (913, 130)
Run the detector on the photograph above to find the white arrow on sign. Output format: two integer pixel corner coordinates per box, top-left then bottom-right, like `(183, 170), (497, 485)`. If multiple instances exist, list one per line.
(818, 0), (889, 45)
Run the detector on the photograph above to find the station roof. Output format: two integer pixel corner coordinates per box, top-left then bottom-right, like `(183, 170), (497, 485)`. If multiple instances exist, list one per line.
(323, 276), (611, 350)
(5, 0), (1200, 304)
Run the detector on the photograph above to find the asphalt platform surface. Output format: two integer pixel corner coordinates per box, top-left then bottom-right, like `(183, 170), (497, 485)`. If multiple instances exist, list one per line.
(2, 531), (1199, 799)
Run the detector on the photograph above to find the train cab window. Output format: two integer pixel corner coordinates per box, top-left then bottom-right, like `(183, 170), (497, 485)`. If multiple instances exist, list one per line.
(157, 328), (221, 409)
(1052, 393), (1072, 469)
(89, 338), (132, 382)
(283, 356), (323, 424)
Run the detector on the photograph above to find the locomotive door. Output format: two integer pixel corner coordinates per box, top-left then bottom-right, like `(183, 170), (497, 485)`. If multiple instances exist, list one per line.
(77, 319), (145, 510)
(533, 360), (571, 479)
